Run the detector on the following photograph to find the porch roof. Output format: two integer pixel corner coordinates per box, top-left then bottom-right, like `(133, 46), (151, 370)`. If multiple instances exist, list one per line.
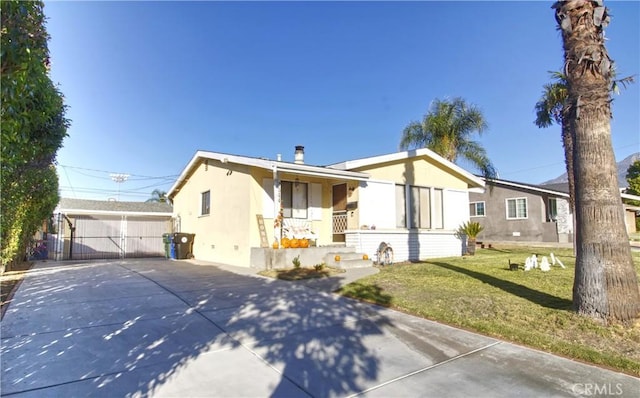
(168, 150), (370, 199)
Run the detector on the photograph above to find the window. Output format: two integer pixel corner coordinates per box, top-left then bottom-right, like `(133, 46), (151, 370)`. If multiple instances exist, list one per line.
(470, 201), (485, 217)
(506, 198), (527, 219)
(548, 198), (558, 221)
(201, 190), (210, 215)
(396, 185), (406, 228)
(410, 186), (431, 229)
(282, 181), (308, 219)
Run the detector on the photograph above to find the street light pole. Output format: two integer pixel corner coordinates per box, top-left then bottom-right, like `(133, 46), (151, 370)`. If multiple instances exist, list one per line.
(110, 173), (129, 201)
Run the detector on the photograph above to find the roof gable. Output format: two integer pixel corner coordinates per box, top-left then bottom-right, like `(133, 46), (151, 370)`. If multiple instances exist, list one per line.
(168, 150), (369, 199)
(328, 148), (485, 188)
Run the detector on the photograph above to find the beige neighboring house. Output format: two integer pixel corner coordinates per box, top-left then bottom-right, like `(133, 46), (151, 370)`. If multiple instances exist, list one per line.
(168, 146), (485, 268)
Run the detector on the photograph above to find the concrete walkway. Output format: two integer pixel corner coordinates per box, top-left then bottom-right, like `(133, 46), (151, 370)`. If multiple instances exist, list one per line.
(2, 258), (638, 397)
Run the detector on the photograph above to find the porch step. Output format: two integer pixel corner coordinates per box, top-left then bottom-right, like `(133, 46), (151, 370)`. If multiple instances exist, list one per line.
(325, 252), (373, 269)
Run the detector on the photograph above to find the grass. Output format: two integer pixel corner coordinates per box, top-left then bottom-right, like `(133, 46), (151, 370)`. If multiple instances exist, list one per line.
(259, 266), (345, 281)
(338, 245), (640, 376)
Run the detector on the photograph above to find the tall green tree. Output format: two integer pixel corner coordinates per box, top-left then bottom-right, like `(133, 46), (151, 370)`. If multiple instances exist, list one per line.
(553, 0), (640, 323)
(625, 160), (640, 207)
(400, 97), (496, 178)
(1, 1), (69, 270)
(146, 189), (168, 203)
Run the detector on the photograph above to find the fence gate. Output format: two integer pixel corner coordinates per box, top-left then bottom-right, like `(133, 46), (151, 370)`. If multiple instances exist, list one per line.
(69, 215), (169, 260)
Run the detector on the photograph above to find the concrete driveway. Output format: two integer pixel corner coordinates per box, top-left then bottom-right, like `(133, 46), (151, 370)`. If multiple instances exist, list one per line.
(2, 259), (638, 397)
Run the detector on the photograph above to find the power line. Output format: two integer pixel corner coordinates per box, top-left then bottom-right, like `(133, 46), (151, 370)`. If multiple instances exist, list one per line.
(58, 164), (179, 180)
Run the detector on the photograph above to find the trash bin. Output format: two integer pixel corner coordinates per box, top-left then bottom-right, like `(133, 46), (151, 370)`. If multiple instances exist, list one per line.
(162, 233), (172, 259)
(173, 233), (195, 260)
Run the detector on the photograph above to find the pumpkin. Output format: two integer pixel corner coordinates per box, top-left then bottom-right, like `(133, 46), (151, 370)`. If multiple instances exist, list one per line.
(363, 254), (369, 260)
(272, 240), (279, 249)
(290, 238), (300, 248)
(334, 255), (341, 262)
(281, 237), (291, 248)
(300, 238), (309, 248)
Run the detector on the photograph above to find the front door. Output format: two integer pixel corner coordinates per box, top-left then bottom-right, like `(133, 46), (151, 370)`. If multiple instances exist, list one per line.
(332, 183), (348, 242)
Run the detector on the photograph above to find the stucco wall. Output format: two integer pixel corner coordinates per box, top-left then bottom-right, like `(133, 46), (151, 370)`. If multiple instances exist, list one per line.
(172, 160), (252, 266)
(469, 185), (569, 242)
(352, 157), (470, 190)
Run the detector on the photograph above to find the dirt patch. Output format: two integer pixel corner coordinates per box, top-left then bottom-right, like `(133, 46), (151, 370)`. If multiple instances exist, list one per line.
(1, 261), (35, 319)
(259, 266), (345, 281)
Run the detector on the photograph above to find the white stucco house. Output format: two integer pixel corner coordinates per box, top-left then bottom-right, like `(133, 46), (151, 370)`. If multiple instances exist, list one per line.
(168, 146), (485, 268)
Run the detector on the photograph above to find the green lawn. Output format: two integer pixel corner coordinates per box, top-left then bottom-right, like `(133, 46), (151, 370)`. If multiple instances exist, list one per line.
(339, 246), (640, 376)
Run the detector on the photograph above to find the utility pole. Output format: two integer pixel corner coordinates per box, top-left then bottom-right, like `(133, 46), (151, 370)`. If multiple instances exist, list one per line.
(110, 173), (129, 201)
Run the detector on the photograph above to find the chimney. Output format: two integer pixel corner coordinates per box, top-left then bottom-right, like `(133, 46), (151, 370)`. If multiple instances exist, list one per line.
(276, 153), (282, 161)
(294, 146), (304, 164)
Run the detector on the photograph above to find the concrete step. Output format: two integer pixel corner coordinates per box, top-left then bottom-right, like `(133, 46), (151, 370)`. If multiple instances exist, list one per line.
(324, 252), (373, 269)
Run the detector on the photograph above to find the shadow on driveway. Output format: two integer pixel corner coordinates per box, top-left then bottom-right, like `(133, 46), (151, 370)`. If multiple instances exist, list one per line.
(1, 259), (392, 397)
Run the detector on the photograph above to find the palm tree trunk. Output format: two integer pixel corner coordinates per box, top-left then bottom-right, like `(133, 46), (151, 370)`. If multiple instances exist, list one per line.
(556, 0), (640, 322)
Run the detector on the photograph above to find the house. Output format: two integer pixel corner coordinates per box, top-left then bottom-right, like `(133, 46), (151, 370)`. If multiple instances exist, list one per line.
(50, 198), (173, 260)
(468, 179), (573, 244)
(168, 146), (485, 267)
(542, 183), (640, 235)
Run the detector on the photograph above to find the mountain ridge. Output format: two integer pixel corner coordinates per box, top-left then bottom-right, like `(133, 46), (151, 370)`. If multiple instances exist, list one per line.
(542, 152), (639, 188)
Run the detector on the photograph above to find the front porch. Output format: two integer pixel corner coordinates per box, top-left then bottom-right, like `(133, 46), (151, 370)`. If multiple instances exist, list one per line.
(250, 245), (372, 270)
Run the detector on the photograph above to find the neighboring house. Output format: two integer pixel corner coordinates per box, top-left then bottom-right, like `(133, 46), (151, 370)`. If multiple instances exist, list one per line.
(469, 179), (574, 244)
(168, 146), (485, 267)
(50, 198), (173, 260)
(543, 183), (640, 235)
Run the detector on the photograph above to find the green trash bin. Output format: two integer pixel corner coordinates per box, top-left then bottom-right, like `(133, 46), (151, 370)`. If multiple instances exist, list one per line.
(162, 233), (172, 259)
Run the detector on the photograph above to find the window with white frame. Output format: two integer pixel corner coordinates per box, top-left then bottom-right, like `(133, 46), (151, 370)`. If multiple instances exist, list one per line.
(470, 201), (485, 217)
(506, 197), (527, 219)
(201, 190), (210, 216)
(395, 185), (445, 229)
(282, 180), (308, 219)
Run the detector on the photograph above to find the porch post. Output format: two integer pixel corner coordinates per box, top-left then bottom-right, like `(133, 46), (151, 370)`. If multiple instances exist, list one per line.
(273, 166), (282, 243)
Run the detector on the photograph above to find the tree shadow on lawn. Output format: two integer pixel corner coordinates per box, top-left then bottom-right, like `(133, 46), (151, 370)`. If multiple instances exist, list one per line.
(1, 259), (393, 397)
(429, 262), (573, 310)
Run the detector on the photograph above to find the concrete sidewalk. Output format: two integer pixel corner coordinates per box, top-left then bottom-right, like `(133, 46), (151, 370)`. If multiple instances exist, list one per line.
(2, 258), (638, 397)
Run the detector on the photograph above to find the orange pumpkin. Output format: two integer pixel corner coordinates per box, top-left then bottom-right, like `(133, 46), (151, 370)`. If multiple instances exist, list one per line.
(363, 254), (369, 260)
(281, 237), (291, 248)
(272, 240), (279, 249)
(335, 255), (341, 262)
(300, 238), (309, 248)
(290, 238), (300, 248)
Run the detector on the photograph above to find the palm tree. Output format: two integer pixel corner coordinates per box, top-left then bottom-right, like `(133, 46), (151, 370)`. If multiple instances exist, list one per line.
(554, 0), (640, 322)
(146, 189), (167, 203)
(400, 97), (496, 179)
(534, 71), (634, 212)
(534, 72), (574, 211)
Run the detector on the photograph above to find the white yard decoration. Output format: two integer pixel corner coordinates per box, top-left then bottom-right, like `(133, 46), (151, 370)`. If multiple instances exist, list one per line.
(524, 256), (533, 271)
(531, 254), (538, 269)
(540, 256), (551, 272)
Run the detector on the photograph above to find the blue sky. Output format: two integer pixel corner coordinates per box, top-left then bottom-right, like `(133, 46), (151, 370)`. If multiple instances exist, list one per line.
(45, 1), (639, 202)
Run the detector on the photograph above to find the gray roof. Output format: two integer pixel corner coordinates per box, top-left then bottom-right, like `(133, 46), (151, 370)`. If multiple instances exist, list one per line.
(538, 182), (570, 194)
(57, 198), (172, 214)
